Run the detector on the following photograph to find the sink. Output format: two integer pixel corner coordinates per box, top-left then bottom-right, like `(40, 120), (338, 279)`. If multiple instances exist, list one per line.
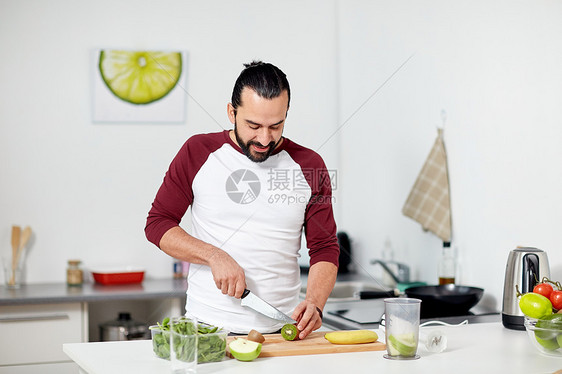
(300, 281), (387, 302)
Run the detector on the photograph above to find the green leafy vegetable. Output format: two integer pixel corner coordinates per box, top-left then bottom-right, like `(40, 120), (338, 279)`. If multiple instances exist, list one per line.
(150, 317), (226, 363)
(150, 317), (170, 331)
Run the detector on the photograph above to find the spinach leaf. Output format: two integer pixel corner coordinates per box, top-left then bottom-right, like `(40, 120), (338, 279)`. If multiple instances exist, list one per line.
(151, 317), (227, 363)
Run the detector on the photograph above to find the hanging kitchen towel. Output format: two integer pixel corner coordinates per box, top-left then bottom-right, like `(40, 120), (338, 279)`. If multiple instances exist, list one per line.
(402, 128), (451, 242)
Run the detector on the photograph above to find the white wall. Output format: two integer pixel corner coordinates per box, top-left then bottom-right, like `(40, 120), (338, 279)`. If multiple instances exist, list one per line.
(1, 0), (561, 312)
(0, 0), (339, 282)
(338, 0), (562, 308)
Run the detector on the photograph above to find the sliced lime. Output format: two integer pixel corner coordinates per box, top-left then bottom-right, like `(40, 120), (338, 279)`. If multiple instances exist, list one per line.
(388, 333), (417, 356)
(99, 50), (182, 105)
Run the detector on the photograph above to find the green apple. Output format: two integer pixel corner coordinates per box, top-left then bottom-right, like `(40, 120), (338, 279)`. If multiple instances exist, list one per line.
(535, 334), (559, 351)
(387, 333), (417, 356)
(229, 338), (262, 361)
(535, 314), (562, 339)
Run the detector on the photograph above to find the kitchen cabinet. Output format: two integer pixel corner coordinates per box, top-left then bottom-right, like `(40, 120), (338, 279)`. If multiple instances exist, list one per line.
(87, 297), (183, 341)
(0, 363), (78, 374)
(0, 279), (187, 373)
(0, 302), (85, 374)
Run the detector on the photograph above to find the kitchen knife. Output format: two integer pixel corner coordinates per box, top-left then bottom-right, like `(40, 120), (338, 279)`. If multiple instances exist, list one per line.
(240, 289), (297, 324)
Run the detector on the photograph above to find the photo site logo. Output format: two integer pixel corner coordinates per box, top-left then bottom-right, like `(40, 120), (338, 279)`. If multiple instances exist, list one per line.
(266, 168), (337, 192)
(225, 168), (337, 205)
(225, 169), (261, 204)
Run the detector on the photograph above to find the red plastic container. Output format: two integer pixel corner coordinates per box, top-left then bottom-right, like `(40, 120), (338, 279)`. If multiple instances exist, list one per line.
(91, 268), (145, 285)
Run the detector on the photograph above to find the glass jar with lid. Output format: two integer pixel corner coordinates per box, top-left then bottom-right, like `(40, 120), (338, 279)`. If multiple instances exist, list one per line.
(67, 259), (83, 286)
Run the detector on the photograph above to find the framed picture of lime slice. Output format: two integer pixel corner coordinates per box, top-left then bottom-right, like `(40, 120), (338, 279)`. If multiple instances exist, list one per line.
(92, 49), (187, 123)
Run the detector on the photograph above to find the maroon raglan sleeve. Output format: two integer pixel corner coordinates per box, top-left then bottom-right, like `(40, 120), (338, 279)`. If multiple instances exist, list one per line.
(289, 143), (340, 267)
(145, 132), (226, 248)
(145, 142), (193, 248)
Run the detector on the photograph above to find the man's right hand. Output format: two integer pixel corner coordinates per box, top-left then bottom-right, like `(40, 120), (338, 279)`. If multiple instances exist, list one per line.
(210, 249), (247, 299)
(159, 226), (247, 298)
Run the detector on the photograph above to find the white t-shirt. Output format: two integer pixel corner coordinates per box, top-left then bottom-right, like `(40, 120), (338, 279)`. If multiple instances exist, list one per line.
(145, 130), (339, 333)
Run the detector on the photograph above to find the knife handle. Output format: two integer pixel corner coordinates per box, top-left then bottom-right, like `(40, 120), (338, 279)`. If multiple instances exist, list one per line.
(358, 290), (398, 299)
(241, 289), (250, 299)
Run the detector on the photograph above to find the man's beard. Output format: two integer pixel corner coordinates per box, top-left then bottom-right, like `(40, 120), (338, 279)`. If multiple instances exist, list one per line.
(234, 123), (280, 163)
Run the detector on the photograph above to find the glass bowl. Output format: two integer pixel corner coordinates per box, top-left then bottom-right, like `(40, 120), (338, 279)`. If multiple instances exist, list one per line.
(195, 323), (228, 363)
(524, 316), (562, 357)
(149, 322), (227, 363)
(150, 326), (171, 359)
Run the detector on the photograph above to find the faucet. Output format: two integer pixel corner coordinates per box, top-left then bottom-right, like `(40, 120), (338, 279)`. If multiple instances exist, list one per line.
(370, 259), (410, 284)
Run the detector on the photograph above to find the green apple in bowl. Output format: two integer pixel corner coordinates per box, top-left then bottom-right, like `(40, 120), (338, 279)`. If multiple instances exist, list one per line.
(229, 338), (262, 361)
(535, 335), (559, 351)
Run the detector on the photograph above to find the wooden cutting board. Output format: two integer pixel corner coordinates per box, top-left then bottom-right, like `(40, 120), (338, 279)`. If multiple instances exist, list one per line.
(226, 330), (385, 358)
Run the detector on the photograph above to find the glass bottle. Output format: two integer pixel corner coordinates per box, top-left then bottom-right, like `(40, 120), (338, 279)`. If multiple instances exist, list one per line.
(382, 237), (394, 262)
(438, 242), (455, 285)
(67, 259), (83, 286)
(381, 237), (397, 286)
(173, 260), (183, 279)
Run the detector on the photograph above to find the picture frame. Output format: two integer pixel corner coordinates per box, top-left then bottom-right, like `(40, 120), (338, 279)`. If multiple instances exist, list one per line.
(91, 49), (187, 123)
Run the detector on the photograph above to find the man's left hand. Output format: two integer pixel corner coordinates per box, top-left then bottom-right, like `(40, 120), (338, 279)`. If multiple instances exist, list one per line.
(291, 300), (322, 340)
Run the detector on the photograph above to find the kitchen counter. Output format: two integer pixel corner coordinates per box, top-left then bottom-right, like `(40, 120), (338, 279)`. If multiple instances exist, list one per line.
(302, 272), (501, 330)
(321, 298), (500, 331)
(0, 278), (187, 305)
(64, 322), (562, 374)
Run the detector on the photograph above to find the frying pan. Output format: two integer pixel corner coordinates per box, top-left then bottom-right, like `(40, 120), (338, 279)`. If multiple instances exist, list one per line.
(404, 285), (484, 317)
(359, 284), (484, 317)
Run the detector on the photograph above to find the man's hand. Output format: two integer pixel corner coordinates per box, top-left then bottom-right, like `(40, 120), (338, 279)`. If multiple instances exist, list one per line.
(210, 249), (247, 298)
(159, 226), (247, 298)
(291, 300), (323, 340)
(293, 261), (338, 339)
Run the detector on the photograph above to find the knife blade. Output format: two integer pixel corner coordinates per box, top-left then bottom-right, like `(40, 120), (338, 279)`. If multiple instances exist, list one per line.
(240, 289), (297, 324)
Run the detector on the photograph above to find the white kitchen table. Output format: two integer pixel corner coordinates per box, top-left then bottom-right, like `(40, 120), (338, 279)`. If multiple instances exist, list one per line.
(64, 322), (562, 374)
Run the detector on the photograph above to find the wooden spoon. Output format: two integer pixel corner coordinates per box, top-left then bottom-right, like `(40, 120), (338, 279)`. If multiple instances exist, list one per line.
(18, 226), (32, 253)
(10, 226), (32, 286)
(10, 225), (21, 286)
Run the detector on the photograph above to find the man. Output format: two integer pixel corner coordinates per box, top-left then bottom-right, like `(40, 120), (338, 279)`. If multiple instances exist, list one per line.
(145, 61), (339, 339)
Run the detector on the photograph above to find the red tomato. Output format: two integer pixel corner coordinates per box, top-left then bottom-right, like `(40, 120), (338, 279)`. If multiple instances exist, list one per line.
(551, 290), (562, 310)
(534, 283), (554, 299)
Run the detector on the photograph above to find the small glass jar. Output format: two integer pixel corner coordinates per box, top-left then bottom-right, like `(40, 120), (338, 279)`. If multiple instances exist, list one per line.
(67, 259), (83, 286)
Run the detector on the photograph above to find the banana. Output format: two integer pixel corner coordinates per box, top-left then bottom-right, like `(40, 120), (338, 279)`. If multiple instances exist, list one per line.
(324, 330), (378, 345)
